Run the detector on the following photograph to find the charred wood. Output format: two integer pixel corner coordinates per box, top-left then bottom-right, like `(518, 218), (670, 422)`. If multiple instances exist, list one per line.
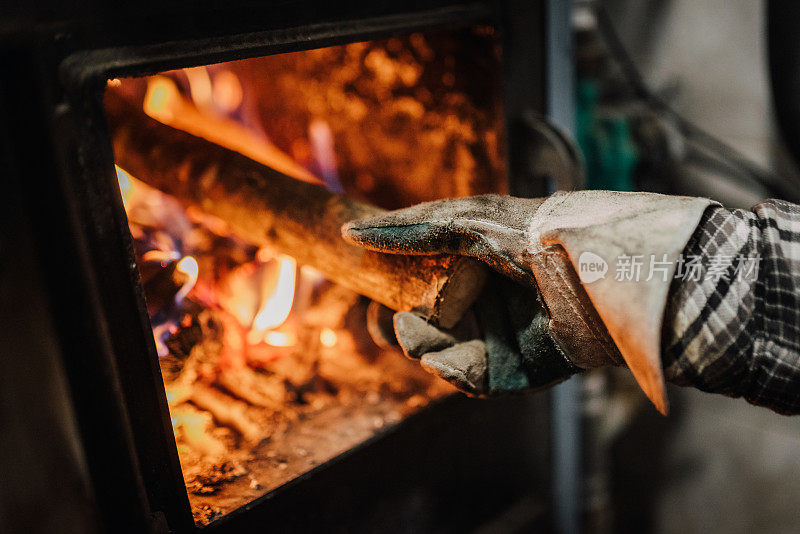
(106, 93), (486, 328)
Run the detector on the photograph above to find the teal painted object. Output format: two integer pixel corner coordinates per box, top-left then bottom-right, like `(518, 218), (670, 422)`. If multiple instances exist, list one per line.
(576, 79), (638, 192)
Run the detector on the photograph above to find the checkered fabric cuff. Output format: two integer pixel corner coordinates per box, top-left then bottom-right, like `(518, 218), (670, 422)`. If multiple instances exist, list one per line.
(662, 199), (800, 414)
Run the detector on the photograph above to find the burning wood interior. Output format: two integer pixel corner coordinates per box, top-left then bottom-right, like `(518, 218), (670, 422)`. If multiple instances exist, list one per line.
(104, 27), (507, 525)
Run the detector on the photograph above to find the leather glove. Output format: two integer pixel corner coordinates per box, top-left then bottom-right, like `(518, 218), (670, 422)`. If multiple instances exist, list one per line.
(343, 191), (715, 413)
(388, 275), (583, 396)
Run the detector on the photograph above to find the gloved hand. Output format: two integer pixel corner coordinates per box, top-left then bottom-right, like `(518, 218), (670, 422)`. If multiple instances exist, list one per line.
(343, 191), (715, 413)
(388, 275), (585, 397)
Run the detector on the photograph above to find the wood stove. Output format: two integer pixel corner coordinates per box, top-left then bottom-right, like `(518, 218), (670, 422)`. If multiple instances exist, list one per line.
(0, 1), (574, 532)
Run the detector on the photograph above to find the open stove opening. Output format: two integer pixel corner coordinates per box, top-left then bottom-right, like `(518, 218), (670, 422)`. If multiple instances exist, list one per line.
(104, 26), (506, 525)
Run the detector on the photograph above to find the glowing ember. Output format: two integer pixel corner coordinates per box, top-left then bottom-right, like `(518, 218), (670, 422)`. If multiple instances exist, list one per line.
(143, 76), (176, 120)
(319, 327), (338, 347)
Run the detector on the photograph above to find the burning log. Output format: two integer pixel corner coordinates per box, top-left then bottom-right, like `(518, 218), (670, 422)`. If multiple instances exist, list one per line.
(190, 383), (264, 443)
(105, 92), (486, 328)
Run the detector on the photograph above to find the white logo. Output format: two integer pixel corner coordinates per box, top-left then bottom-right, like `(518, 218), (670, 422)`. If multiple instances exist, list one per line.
(578, 251), (608, 283)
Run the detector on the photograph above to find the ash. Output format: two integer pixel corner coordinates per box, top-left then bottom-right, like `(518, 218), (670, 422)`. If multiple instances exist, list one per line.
(165, 296), (449, 525)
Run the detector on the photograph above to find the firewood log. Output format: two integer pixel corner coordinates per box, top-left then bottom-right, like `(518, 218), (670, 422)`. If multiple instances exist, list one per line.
(105, 92), (486, 328)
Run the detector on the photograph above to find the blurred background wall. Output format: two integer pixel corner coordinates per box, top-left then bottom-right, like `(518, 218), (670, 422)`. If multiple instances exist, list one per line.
(603, 1), (800, 532)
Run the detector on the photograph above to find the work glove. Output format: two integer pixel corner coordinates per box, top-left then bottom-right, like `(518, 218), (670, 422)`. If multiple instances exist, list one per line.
(343, 191), (715, 413)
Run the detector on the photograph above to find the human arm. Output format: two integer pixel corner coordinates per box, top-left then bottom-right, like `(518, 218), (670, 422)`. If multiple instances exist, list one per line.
(662, 200), (800, 414)
(344, 192), (800, 415)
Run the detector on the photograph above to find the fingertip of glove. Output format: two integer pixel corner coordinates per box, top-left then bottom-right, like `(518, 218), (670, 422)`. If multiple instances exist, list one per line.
(340, 219), (371, 244)
(393, 311), (455, 359)
(420, 341), (488, 396)
(342, 217), (446, 255)
(340, 210), (407, 233)
(341, 219), (402, 250)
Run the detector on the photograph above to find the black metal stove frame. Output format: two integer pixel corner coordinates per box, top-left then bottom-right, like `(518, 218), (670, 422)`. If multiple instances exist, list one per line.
(0, 1), (572, 532)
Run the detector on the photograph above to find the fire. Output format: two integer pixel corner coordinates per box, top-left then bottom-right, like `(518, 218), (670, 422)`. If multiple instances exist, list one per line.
(183, 66), (214, 111)
(104, 35), (485, 520)
(171, 410), (226, 458)
(319, 327), (338, 347)
(116, 165), (134, 209)
(142, 250), (180, 265)
(241, 255), (298, 346)
(142, 76), (177, 120)
(212, 70), (243, 113)
(142, 75), (322, 185)
(308, 119), (343, 193)
(264, 331), (296, 347)
(175, 256), (199, 304)
(252, 255), (296, 332)
(117, 163), (299, 352)
(153, 323), (174, 357)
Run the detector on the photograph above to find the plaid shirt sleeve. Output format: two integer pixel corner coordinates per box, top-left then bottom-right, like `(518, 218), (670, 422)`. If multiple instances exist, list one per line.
(661, 199), (800, 414)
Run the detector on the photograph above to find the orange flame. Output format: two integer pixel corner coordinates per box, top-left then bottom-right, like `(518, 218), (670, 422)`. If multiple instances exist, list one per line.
(211, 69), (243, 113)
(116, 165), (135, 209)
(252, 255), (296, 332)
(264, 331), (296, 347)
(183, 66), (214, 111)
(175, 256), (199, 303)
(143, 76), (322, 185)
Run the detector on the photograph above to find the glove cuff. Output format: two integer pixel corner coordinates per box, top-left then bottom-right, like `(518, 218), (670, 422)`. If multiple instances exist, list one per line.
(528, 245), (625, 370)
(527, 190), (718, 414)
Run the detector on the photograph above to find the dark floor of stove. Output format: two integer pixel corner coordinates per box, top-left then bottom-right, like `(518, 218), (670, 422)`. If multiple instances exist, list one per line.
(202, 392), (554, 533)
